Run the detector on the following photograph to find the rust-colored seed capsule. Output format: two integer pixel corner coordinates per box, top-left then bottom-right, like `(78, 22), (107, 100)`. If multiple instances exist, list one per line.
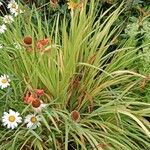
(32, 99), (41, 108)
(23, 36), (32, 45)
(71, 110), (80, 122)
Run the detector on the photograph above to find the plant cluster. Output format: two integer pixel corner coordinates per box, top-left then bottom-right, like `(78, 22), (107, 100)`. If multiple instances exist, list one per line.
(0, 0), (149, 150)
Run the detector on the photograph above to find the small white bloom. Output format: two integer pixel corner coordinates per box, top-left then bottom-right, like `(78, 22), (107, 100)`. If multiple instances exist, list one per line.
(0, 24), (7, 34)
(3, 15), (14, 24)
(14, 42), (21, 49)
(14, 9), (23, 17)
(2, 109), (22, 129)
(0, 44), (3, 49)
(24, 114), (41, 129)
(8, 0), (18, 14)
(0, 74), (11, 89)
(0, 2), (3, 6)
(32, 100), (47, 113)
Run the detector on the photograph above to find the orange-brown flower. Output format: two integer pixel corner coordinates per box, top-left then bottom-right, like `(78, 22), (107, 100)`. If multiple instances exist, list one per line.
(24, 89), (45, 107)
(71, 110), (80, 122)
(24, 91), (35, 104)
(36, 38), (49, 49)
(36, 89), (45, 97)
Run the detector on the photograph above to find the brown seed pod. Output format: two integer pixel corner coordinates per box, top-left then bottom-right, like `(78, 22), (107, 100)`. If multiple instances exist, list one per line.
(23, 36), (32, 45)
(71, 110), (80, 122)
(32, 99), (41, 108)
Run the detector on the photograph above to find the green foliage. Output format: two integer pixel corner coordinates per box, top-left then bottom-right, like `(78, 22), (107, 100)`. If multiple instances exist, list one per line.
(0, 0), (149, 150)
(123, 14), (150, 103)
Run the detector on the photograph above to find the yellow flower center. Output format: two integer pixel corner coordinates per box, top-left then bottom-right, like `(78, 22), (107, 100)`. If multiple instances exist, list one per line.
(2, 79), (7, 84)
(8, 115), (16, 122)
(30, 117), (37, 123)
(12, 3), (17, 9)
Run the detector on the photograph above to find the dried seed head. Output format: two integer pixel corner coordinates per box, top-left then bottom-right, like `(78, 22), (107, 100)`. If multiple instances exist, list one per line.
(71, 110), (80, 122)
(23, 36), (32, 45)
(32, 99), (41, 108)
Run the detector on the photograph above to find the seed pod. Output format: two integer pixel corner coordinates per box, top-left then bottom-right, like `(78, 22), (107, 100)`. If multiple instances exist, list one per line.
(23, 36), (32, 45)
(32, 99), (41, 108)
(71, 110), (80, 122)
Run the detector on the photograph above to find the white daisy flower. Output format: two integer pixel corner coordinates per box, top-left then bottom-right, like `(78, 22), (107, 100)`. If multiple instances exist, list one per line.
(2, 109), (22, 129)
(0, 74), (11, 89)
(0, 24), (7, 34)
(0, 44), (3, 49)
(3, 15), (14, 24)
(7, 0), (18, 14)
(31, 100), (47, 113)
(24, 114), (41, 129)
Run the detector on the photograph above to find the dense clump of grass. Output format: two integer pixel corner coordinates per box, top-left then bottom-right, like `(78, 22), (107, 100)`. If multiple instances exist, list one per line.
(0, 1), (149, 149)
